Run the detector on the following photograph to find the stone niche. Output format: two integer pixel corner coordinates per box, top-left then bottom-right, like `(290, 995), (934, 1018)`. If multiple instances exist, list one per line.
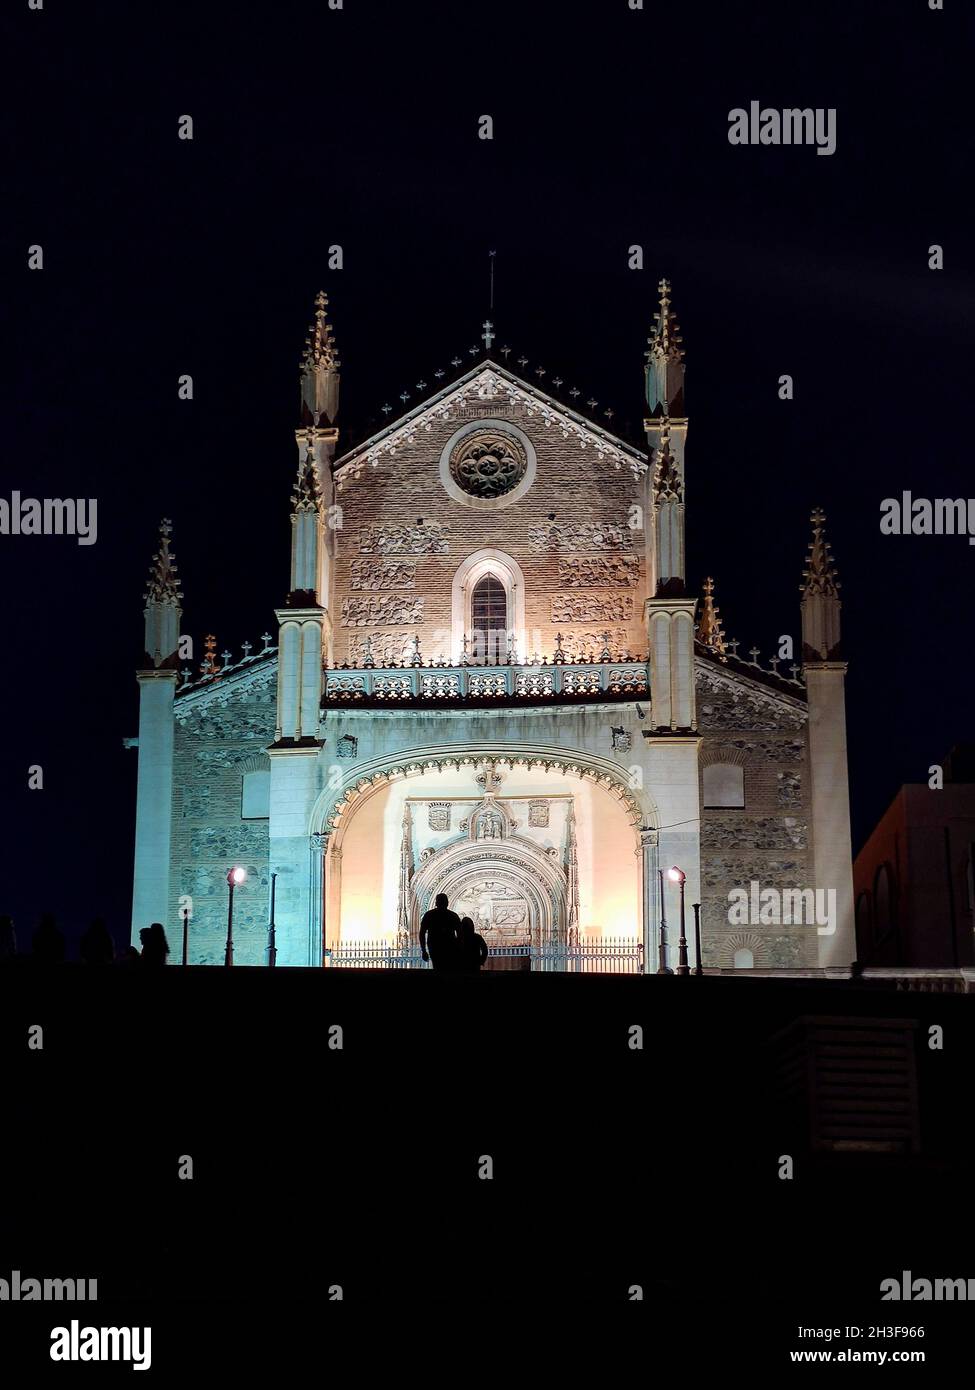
(341, 595), (424, 628)
(350, 559), (416, 591)
(552, 594), (633, 624)
(558, 556), (641, 588)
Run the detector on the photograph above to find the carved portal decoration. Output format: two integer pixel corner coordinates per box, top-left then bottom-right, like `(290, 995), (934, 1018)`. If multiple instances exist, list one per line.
(449, 429), (528, 499)
(428, 801), (451, 832)
(552, 594), (634, 624)
(528, 800), (550, 828)
(350, 559), (416, 590)
(341, 595), (424, 628)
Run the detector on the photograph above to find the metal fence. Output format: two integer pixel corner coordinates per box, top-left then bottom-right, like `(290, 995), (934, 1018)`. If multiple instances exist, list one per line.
(325, 936), (643, 974)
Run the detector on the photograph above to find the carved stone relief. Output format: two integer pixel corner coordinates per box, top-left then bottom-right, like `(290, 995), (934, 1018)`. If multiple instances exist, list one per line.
(348, 632), (412, 665)
(558, 556), (641, 588)
(350, 559), (416, 590)
(529, 523), (634, 553)
(552, 594), (634, 624)
(358, 523), (449, 555)
(341, 596), (424, 628)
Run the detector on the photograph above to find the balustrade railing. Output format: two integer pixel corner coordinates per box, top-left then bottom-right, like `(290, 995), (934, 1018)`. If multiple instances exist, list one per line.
(323, 658), (649, 705)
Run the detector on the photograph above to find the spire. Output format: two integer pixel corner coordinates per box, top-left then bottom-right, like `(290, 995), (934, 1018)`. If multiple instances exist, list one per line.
(800, 507), (842, 661)
(292, 433), (323, 513)
(696, 577), (727, 660)
(801, 507), (841, 599)
(299, 290), (340, 427)
(143, 518), (182, 606)
(645, 277), (686, 417)
(142, 518), (183, 668)
(651, 420), (683, 503)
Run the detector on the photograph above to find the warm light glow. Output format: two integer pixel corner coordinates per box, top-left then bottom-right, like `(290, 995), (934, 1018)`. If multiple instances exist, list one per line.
(668, 865), (685, 884)
(228, 866), (247, 886)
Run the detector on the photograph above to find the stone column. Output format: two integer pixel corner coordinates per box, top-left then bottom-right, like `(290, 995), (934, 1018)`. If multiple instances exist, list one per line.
(639, 828), (660, 972)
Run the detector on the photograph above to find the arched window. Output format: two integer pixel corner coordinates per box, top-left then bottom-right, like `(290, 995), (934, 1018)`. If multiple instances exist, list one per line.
(733, 947), (754, 969)
(470, 573), (508, 663)
(703, 762), (745, 808)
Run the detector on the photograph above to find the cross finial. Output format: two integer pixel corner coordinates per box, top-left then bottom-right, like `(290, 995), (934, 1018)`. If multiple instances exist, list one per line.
(749, 646), (760, 664)
(159, 518), (173, 538)
(482, 319), (495, 349)
(241, 641), (253, 658)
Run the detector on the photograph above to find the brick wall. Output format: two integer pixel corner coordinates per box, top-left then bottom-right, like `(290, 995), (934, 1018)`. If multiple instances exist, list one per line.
(696, 663), (816, 968)
(330, 399), (649, 666)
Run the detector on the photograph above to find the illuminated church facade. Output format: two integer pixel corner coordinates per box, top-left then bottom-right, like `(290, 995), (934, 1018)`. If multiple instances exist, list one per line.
(129, 284), (855, 971)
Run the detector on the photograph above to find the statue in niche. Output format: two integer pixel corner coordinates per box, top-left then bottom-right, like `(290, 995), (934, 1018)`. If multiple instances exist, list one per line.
(476, 810), (504, 841)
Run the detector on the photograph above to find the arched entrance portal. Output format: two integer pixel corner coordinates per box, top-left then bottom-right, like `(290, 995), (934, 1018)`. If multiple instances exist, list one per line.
(408, 837), (569, 950)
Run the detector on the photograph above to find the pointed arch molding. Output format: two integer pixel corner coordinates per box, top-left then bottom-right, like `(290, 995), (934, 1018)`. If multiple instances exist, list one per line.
(311, 745), (654, 850)
(451, 549), (527, 663)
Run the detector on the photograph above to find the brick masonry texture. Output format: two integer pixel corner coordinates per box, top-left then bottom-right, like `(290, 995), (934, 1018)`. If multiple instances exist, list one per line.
(169, 678), (276, 965)
(697, 671), (815, 967)
(331, 400), (649, 665)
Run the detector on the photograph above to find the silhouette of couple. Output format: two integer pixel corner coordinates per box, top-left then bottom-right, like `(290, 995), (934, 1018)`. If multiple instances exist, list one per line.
(419, 894), (489, 973)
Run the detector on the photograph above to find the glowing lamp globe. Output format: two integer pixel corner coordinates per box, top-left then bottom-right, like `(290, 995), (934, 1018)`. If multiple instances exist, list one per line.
(228, 866), (247, 886)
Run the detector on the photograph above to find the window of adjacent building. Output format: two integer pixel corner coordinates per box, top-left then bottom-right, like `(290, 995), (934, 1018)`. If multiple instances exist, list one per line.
(470, 573), (508, 662)
(733, 947), (754, 969)
(242, 769), (270, 820)
(703, 762), (745, 808)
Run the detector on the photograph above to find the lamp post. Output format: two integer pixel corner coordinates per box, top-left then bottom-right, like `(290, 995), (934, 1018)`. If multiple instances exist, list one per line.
(225, 866), (246, 968)
(181, 905), (190, 967)
(656, 868), (672, 974)
(267, 872), (277, 968)
(692, 902), (703, 976)
(669, 866), (689, 975)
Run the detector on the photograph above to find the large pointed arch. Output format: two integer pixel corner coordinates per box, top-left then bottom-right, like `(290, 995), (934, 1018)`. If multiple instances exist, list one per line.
(310, 744), (654, 850)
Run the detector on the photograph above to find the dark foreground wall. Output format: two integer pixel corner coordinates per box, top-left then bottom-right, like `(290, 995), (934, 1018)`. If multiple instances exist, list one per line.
(1, 969), (972, 1372)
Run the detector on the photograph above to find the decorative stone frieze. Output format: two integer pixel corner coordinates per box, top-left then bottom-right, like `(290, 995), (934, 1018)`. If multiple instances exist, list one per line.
(358, 523), (449, 555)
(350, 559), (416, 590)
(341, 596), (424, 628)
(529, 523), (634, 553)
(558, 556), (641, 588)
(552, 594), (634, 624)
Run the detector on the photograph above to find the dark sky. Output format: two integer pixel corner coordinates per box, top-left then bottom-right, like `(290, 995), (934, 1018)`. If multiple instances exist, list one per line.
(3, 0), (973, 950)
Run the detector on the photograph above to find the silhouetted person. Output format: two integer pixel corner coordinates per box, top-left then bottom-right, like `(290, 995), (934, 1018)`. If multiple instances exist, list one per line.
(419, 893), (460, 971)
(139, 923), (170, 965)
(457, 916), (489, 974)
(117, 945), (141, 966)
(80, 918), (115, 965)
(32, 913), (65, 964)
(0, 916), (17, 963)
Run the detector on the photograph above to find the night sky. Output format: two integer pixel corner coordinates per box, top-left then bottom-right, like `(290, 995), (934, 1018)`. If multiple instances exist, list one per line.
(4, 0), (973, 952)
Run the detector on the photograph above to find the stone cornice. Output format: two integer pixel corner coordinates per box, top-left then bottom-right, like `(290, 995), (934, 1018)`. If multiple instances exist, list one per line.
(333, 364), (648, 482)
(174, 653), (277, 719)
(695, 653), (807, 714)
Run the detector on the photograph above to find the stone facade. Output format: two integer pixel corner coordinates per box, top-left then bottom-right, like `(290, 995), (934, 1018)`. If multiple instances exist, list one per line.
(696, 664), (815, 968)
(168, 666), (276, 964)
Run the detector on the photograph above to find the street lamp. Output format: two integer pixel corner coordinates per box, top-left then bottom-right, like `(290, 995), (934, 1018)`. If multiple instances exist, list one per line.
(225, 866), (247, 967)
(656, 868), (672, 974)
(692, 902), (703, 976)
(267, 872), (277, 968)
(668, 866), (689, 976)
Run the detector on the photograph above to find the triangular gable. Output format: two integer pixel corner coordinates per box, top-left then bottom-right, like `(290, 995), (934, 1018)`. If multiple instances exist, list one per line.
(332, 361), (648, 482)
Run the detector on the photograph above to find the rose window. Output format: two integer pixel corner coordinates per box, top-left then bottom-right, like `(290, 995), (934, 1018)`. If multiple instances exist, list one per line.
(448, 431), (528, 499)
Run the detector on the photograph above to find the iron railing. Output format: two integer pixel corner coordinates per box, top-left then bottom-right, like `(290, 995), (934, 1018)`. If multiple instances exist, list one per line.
(325, 936), (644, 974)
